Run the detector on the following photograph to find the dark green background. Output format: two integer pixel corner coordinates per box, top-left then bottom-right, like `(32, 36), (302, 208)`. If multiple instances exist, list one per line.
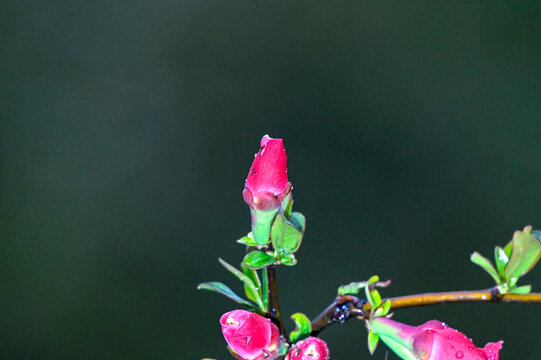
(1, 1), (540, 359)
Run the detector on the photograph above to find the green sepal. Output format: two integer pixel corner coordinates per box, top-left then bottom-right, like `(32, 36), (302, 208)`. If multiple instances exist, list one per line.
(237, 235), (258, 246)
(277, 339), (289, 357)
(494, 246), (510, 278)
(289, 313), (312, 343)
(369, 319), (417, 360)
(470, 252), (501, 284)
(337, 281), (367, 296)
(243, 250), (276, 269)
(271, 213), (303, 255)
(219, 258), (265, 311)
(197, 282), (255, 308)
(367, 331), (379, 355)
(251, 208), (279, 245)
(509, 284), (532, 294)
(504, 225), (541, 281)
(378, 334), (417, 360)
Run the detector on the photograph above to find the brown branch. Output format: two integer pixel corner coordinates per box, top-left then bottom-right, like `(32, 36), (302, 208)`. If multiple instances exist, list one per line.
(375, 288), (541, 311)
(266, 265), (286, 336)
(310, 288), (541, 336)
(310, 295), (367, 336)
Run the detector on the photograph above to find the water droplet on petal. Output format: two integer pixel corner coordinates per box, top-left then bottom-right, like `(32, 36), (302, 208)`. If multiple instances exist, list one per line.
(455, 351), (464, 359)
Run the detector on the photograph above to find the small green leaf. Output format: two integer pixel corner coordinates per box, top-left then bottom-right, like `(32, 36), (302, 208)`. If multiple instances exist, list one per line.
(289, 313), (312, 343)
(509, 284), (532, 294)
(271, 213), (303, 255)
(337, 281), (367, 296)
(504, 240), (513, 258)
(270, 213), (286, 244)
(371, 289), (382, 308)
(365, 275), (379, 309)
(470, 252), (501, 284)
(280, 253), (297, 266)
(368, 275), (380, 285)
(368, 331), (379, 355)
(494, 246), (510, 278)
(237, 236), (258, 246)
(243, 250), (276, 269)
(288, 212), (306, 233)
(282, 189), (293, 219)
(219, 258), (264, 311)
(197, 282), (254, 307)
(504, 226), (541, 281)
(381, 299), (392, 316)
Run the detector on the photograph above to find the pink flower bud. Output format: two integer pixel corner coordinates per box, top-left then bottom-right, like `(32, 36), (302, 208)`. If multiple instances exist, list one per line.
(243, 135), (290, 211)
(370, 317), (503, 360)
(285, 337), (330, 360)
(220, 310), (280, 360)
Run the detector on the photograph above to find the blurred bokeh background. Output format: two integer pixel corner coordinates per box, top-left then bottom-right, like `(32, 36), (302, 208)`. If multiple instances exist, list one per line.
(1, 1), (541, 359)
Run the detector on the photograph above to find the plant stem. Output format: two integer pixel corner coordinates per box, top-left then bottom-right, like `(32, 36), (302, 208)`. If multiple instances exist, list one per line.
(266, 265), (286, 336)
(310, 288), (541, 335)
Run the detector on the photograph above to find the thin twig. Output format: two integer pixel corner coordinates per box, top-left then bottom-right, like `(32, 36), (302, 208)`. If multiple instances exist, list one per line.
(310, 288), (541, 335)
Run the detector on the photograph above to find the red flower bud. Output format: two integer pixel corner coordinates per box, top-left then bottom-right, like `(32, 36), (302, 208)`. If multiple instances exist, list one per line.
(285, 337), (330, 360)
(370, 317), (503, 360)
(243, 135), (290, 211)
(220, 310), (280, 360)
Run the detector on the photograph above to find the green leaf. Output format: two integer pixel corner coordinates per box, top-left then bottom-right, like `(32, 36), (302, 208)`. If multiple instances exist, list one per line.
(381, 299), (392, 316)
(337, 281), (367, 296)
(243, 250), (276, 269)
(509, 284), (532, 294)
(282, 189), (293, 219)
(365, 275), (380, 309)
(280, 253), (297, 266)
(271, 213), (303, 255)
(289, 313), (312, 343)
(262, 267), (269, 310)
(368, 275), (380, 285)
(494, 246), (510, 278)
(368, 331), (379, 355)
(219, 258), (264, 311)
(237, 236), (258, 246)
(288, 212), (306, 233)
(371, 289), (382, 308)
(504, 240), (513, 258)
(470, 252), (501, 284)
(197, 282), (255, 307)
(504, 226), (541, 281)
(242, 263), (263, 305)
